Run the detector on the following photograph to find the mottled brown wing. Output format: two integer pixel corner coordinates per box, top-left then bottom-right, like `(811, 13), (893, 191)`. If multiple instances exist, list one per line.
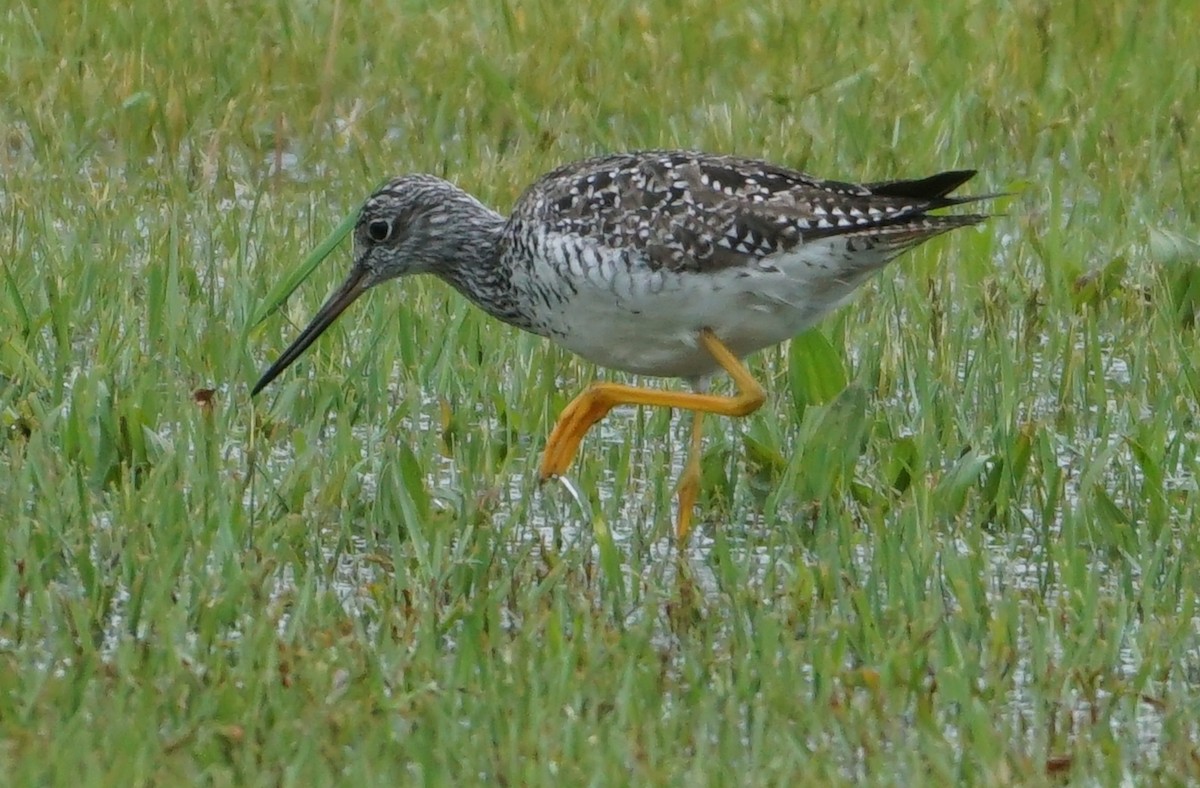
(516, 151), (987, 274)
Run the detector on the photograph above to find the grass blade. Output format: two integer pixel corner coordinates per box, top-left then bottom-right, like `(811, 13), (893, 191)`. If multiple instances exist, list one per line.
(250, 209), (358, 328)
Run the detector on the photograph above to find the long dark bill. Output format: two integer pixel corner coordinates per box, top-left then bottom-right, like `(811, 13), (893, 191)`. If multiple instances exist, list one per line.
(250, 266), (370, 396)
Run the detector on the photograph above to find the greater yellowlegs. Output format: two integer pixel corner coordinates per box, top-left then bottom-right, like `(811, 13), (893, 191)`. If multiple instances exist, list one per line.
(252, 151), (992, 542)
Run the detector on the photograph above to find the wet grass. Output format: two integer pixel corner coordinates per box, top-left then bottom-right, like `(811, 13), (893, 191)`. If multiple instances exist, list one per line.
(3, 0), (1200, 783)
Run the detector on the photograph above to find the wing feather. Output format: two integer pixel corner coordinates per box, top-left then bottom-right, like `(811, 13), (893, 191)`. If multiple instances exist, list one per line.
(512, 151), (989, 273)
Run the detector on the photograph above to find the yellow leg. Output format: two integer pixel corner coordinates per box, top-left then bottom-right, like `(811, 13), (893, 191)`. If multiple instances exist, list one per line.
(538, 329), (767, 540)
(675, 410), (706, 543)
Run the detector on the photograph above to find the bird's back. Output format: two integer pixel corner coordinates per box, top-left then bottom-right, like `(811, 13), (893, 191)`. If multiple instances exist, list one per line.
(507, 150), (984, 271)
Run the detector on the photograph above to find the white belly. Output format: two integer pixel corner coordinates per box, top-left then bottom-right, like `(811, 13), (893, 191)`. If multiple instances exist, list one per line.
(527, 240), (889, 379)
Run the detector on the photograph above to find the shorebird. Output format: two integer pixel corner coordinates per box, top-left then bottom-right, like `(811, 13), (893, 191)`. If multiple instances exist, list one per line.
(252, 150), (991, 543)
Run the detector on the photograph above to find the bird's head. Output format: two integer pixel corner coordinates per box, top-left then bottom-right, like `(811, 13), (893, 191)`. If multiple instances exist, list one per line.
(250, 174), (499, 396)
(351, 174), (487, 285)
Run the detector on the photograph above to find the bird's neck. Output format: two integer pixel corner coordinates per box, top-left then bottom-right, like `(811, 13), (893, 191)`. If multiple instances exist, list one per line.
(434, 209), (536, 333)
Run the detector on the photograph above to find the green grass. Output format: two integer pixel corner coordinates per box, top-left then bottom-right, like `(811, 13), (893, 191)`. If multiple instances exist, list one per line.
(3, 0), (1200, 783)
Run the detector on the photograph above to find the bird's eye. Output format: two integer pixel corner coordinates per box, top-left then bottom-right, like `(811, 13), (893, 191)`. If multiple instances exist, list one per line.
(366, 219), (392, 243)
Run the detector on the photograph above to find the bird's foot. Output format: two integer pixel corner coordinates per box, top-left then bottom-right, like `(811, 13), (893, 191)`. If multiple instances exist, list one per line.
(538, 385), (616, 482)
